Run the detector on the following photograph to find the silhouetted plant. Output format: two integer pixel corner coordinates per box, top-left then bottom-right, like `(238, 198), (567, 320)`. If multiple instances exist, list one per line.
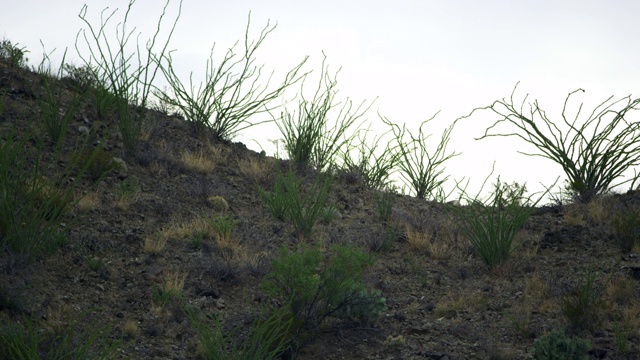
(381, 112), (460, 200)
(275, 53), (372, 172)
(472, 82), (640, 202)
(156, 13), (307, 140)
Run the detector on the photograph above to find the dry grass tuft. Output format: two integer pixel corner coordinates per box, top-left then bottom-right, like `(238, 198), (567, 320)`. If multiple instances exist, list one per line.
(76, 190), (101, 212)
(588, 196), (613, 225)
(237, 155), (274, 186)
(606, 275), (637, 306)
(143, 232), (169, 254)
(405, 219), (462, 260)
(122, 319), (140, 338)
(181, 146), (221, 174)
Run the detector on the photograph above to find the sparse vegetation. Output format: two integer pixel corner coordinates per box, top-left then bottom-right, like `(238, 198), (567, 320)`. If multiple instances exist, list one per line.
(473, 82), (640, 203)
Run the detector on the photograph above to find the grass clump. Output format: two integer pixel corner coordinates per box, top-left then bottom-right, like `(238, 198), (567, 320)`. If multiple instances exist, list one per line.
(529, 330), (591, 360)
(260, 168), (332, 241)
(275, 54), (371, 172)
(561, 266), (611, 335)
(186, 304), (293, 360)
(0, 313), (119, 360)
(447, 176), (543, 268)
(0, 39), (29, 68)
(611, 206), (640, 253)
(261, 244), (382, 353)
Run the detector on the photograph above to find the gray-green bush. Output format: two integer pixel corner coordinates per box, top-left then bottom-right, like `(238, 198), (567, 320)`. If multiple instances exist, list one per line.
(529, 330), (591, 360)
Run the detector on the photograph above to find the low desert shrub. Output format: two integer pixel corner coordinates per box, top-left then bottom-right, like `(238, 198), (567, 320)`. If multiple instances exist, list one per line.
(186, 304), (293, 360)
(260, 168), (332, 241)
(0, 39), (29, 68)
(562, 266), (610, 335)
(261, 244), (381, 352)
(0, 314), (119, 359)
(611, 206), (640, 253)
(529, 330), (591, 360)
(447, 177), (542, 268)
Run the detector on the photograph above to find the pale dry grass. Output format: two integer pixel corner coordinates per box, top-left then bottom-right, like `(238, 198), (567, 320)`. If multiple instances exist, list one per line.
(181, 149), (215, 174)
(76, 190), (101, 212)
(143, 232), (169, 254)
(405, 219), (461, 260)
(605, 275), (637, 306)
(588, 196), (613, 225)
(237, 155), (273, 185)
(434, 289), (487, 316)
(163, 270), (187, 294)
(564, 205), (586, 226)
(122, 319), (140, 338)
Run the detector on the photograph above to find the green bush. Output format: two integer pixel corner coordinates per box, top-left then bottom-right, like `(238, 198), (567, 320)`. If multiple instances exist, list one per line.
(381, 112), (460, 200)
(611, 206), (640, 253)
(0, 39), (29, 68)
(155, 14), (306, 140)
(275, 54), (371, 172)
(76, 0), (180, 152)
(186, 304), (293, 360)
(447, 176), (542, 268)
(260, 168), (332, 241)
(261, 244), (380, 352)
(530, 330), (591, 360)
(0, 314), (119, 360)
(562, 267), (610, 335)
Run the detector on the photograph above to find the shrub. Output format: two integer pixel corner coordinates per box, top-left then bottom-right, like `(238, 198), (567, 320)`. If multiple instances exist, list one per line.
(186, 304), (293, 360)
(37, 48), (86, 147)
(611, 206), (640, 253)
(208, 213), (238, 245)
(342, 126), (400, 190)
(0, 314), (119, 359)
(76, 0), (181, 152)
(562, 266), (610, 335)
(374, 191), (393, 223)
(472, 82), (640, 202)
(381, 112), (460, 200)
(529, 330), (591, 360)
(275, 54), (372, 171)
(260, 168), (332, 241)
(447, 175), (545, 268)
(261, 244), (380, 352)
(0, 39), (29, 68)
(155, 13), (307, 140)
(0, 130), (94, 260)
(208, 195), (229, 212)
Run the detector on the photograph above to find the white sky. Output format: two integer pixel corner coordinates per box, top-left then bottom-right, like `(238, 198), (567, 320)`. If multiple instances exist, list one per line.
(2, 0), (639, 201)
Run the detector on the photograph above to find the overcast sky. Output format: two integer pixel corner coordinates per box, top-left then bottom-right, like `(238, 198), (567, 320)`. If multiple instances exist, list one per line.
(2, 0), (639, 201)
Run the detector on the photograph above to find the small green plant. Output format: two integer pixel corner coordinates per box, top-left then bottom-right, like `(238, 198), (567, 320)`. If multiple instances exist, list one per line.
(209, 213), (238, 243)
(37, 47), (85, 147)
(85, 256), (105, 272)
(275, 54), (372, 172)
(208, 195), (229, 212)
(76, 0), (181, 152)
(260, 168), (332, 240)
(155, 13), (307, 140)
(151, 272), (186, 307)
(529, 330), (591, 360)
(342, 126), (400, 190)
(611, 206), (640, 253)
(261, 244), (377, 352)
(613, 320), (630, 354)
(0, 314), (119, 359)
(335, 289), (386, 323)
(63, 63), (117, 119)
(0, 39), (29, 68)
(186, 304), (293, 360)
(374, 191), (393, 222)
(319, 204), (339, 224)
(115, 175), (140, 204)
(561, 266), (611, 335)
(370, 223), (398, 253)
(447, 174), (545, 268)
(77, 146), (122, 181)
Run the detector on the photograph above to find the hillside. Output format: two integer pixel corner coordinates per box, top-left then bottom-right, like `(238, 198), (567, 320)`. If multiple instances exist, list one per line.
(1, 44), (640, 360)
